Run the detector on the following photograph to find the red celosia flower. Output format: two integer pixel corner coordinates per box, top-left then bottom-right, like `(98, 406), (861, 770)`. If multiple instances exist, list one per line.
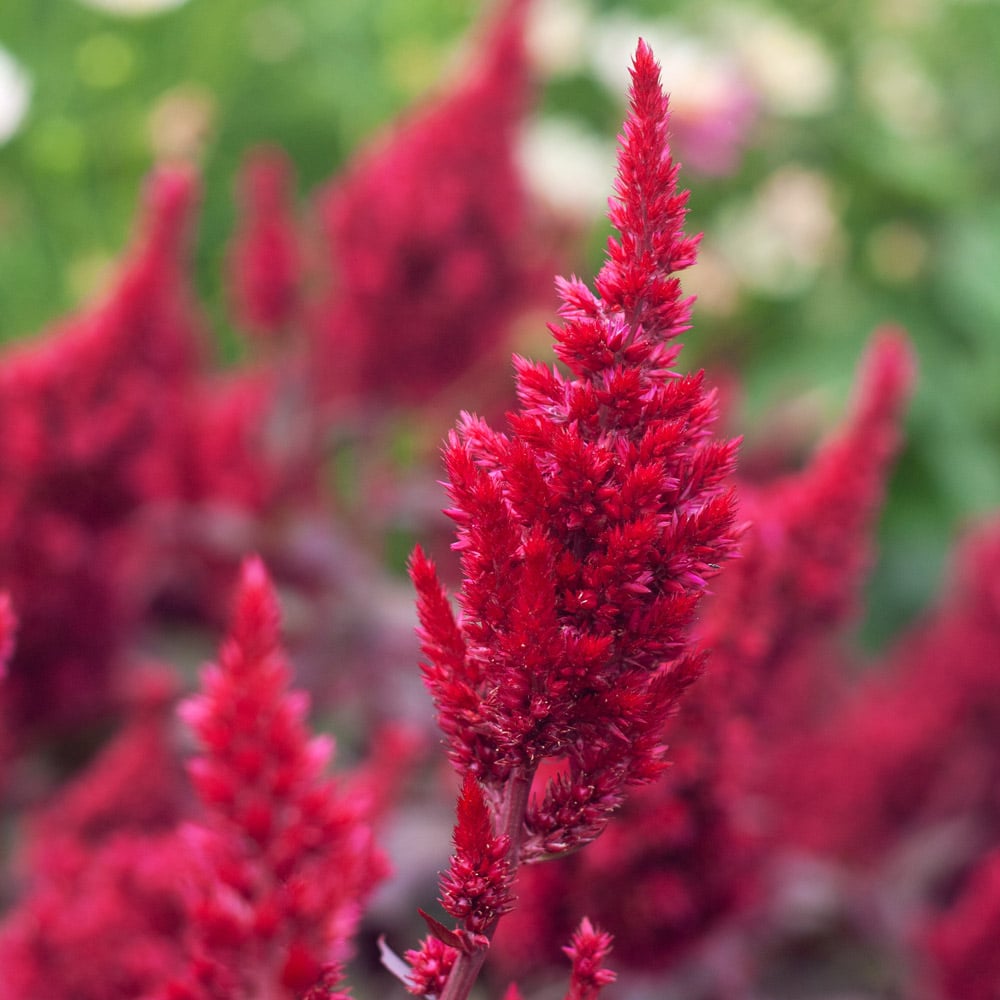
(172, 556), (387, 998)
(228, 147), (302, 344)
(699, 327), (916, 735)
(492, 330), (915, 979)
(925, 847), (1000, 1000)
(405, 936), (459, 998)
(562, 918), (616, 1000)
(777, 516), (1000, 866)
(312, 0), (543, 407)
(407, 39), (739, 1000)
(0, 669), (191, 1000)
(412, 36), (739, 849)
(439, 773), (514, 935)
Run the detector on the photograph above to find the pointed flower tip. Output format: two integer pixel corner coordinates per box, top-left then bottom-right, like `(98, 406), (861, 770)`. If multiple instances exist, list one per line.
(632, 38), (661, 82)
(231, 555), (282, 653)
(871, 323), (918, 383)
(141, 165), (199, 253)
(239, 554), (271, 592)
(454, 772), (494, 852)
(859, 325), (918, 414)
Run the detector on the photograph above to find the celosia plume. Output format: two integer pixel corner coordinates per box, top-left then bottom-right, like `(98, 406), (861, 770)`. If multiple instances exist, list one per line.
(413, 35), (738, 847)
(439, 773), (514, 936)
(407, 39), (739, 1000)
(172, 557), (386, 998)
(490, 313), (915, 983)
(313, 0), (541, 407)
(699, 326), (916, 733)
(0, 167), (203, 734)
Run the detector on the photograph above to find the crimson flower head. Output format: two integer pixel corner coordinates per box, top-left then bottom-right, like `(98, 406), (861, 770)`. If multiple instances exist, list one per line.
(175, 556), (386, 998)
(412, 39), (739, 856)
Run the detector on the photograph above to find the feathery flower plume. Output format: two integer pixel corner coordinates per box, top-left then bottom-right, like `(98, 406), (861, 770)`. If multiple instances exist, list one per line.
(313, 0), (541, 407)
(408, 39), (739, 999)
(171, 557), (386, 998)
(0, 168), (203, 734)
(699, 327), (916, 733)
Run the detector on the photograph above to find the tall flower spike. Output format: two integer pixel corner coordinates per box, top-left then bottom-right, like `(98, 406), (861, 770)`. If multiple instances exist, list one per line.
(173, 557), (386, 998)
(409, 39), (739, 1000)
(228, 147), (301, 344)
(413, 34), (738, 834)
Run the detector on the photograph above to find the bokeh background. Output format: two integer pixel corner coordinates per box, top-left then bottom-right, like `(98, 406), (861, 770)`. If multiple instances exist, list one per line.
(1, 0), (999, 647)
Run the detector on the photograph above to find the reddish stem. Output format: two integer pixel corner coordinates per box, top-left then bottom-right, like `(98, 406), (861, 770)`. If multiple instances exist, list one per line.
(438, 767), (535, 1000)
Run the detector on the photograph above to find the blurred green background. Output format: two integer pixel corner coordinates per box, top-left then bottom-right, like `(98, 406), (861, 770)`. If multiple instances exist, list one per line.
(1, 0), (999, 646)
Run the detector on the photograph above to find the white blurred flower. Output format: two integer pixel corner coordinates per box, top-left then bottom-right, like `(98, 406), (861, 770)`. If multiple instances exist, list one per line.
(715, 166), (843, 296)
(684, 245), (741, 318)
(518, 117), (616, 219)
(526, 0), (592, 76)
(718, 5), (837, 117)
(859, 42), (942, 138)
(148, 84), (216, 162)
(587, 12), (680, 96)
(0, 46), (31, 146)
(74, 0), (190, 15)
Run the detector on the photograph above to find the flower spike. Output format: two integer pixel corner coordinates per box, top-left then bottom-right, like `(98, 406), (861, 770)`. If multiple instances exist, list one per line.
(410, 39), (739, 1000)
